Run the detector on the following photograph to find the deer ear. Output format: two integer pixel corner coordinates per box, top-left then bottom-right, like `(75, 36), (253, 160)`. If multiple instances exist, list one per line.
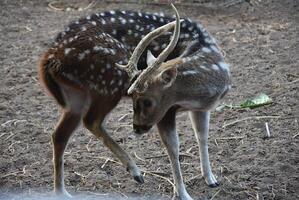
(146, 50), (156, 66)
(160, 67), (177, 88)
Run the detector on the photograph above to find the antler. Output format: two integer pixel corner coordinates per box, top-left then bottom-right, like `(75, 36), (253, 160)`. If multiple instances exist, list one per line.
(116, 4), (181, 82)
(127, 4), (181, 94)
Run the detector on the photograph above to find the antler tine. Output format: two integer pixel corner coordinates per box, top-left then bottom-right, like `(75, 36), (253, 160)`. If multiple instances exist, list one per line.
(116, 4), (181, 81)
(127, 4), (181, 94)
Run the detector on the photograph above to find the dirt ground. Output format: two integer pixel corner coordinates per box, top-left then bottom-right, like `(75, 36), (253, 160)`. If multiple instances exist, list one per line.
(0, 0), (298, 199)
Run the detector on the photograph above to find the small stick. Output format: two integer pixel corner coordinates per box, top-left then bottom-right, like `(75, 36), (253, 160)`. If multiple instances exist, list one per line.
(48, 1), (64, 11)
(101, 158), (110, 168)
(144, 153), (195, 159)
(214, 139), (219, 146)
(265, 122), (271, 137)
(86, 191), (109, 196)
(95, 156), (174, 187)
(118, 113), (131, 122)
(217, 136), (244, 140)
(292, 133), (299, 139)
(85, 138), (93, 152)
(210, 189), (221, 200)
(186, 174), (200, 183)
(134, 151), (146, 162)
(223, 116), (281, 128)
(82, 1), (95, 10)
(143, 170), (174, 187)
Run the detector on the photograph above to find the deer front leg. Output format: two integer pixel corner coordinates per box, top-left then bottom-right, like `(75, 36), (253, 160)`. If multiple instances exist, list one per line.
(83, 119), (143, 184)
(157, 109), (193, 200)
(189, 111), (219, 187)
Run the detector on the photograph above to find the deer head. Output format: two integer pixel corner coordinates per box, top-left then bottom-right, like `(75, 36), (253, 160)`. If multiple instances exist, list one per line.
(116, 4), (182, 134)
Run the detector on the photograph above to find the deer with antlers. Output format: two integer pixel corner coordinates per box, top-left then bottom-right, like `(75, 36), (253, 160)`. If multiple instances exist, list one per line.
(39, 4), (231, 200)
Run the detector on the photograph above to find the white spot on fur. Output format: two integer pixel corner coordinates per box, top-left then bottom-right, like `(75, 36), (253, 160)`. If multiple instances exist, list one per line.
(182, 70), (198, 76)
(110, 49), (116, 55)
(111, 18), (115, 23)
(211, 64), (219, 70)
(100, 18), (106, 25)
(210, 45), (220, 53)
(200, 65), (210, 71)
(110, 11), (115, 14)
(118, 79), (123, 86)
(90, 64), (95, 70)
(91, 21), (97, 26)
(218, 62), (229, 70)
(129, 19), (134, 23)
(64, 48), (72, 55)
(78, 53), (85, 60)
(202, 47), (212, 53)
(81, 26), (87, 31)
(153, 46), (160, 51)
(93, 46), (103, 51)
(86, 16), (91, 20)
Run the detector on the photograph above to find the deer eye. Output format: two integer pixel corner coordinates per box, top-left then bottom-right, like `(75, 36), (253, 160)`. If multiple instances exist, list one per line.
(143, 99), (153, 108)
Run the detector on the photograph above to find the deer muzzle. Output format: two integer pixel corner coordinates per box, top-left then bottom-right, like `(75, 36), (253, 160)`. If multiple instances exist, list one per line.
(133, 124), (152, 134)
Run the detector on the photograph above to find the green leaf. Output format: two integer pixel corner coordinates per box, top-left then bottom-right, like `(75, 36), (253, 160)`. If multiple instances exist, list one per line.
(240, 93), (273, 109)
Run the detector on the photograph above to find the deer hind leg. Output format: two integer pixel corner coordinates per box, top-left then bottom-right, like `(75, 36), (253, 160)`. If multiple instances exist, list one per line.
(189, 111), (219, 187)
(83, 99), (143, 184)
(157, 108), (193, 200)
(52, 85), (90, 197)
(52, 111), (81, 197)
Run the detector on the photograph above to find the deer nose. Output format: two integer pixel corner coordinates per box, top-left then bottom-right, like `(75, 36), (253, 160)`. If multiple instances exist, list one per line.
(133, 124), (152, 134)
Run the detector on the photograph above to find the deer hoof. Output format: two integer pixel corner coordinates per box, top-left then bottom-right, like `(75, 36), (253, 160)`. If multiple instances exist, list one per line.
(208, 182), (220, 188)
(55, 189), (72, 198)
(133, 174), (144, 184)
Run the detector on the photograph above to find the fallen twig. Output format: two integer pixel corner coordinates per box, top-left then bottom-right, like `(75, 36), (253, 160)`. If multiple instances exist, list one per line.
(223, 116), (281, 128)
(142, 170), (174, 187)
(210, 189), (222, 200)
(118, 113), (131, 122)
(144, 153), (195, 159)
(134, 151), (146, 162)
(265, 122), (271, 137)
(95, 156), (174, 187)
(217, 136), (244, 140)
(48, 1), (95, 12)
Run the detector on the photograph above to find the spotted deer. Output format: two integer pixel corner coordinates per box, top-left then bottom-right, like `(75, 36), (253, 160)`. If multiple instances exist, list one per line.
(39, 4), (231, 200)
